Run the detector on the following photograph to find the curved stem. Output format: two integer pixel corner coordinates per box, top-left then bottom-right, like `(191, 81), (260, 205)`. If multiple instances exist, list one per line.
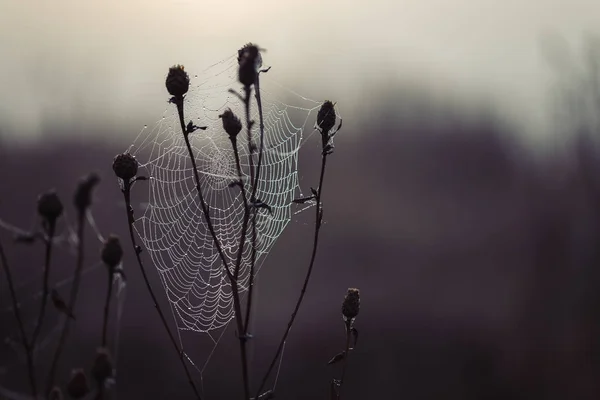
(30, 221), (56, 349)
(121, 180), (202, 400)
(0, 238), (37, 398)
(255, 154), (329, 398)
(174, 95), (249, 399)
(336, 320), (353, 399)
(46, 210), (86, 395)
(101, 272), (113, 347)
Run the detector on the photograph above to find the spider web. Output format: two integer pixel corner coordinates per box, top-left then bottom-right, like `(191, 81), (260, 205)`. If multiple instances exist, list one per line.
(126, 53), (341, 381)
(0, 212), (126, 400)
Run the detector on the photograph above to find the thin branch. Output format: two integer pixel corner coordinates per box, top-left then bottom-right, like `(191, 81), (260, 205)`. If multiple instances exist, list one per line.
(0, 237), (37, 398)
(46, 209), (86, 395)
(336, 320), (353, 399)
(101, 271), (113, 347)
(255, 153), (329, 398)
(30, 221), (56, 349)
(120, 180), (202, 400)
(173, 95), (250, 399)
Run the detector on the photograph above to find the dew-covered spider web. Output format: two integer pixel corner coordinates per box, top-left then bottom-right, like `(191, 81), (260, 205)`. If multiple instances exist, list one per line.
(0, 211), (126, 400)
(126, 53), (341, 381)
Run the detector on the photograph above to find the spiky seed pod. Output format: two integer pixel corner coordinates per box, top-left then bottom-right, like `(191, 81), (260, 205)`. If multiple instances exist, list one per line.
(238, 43), (262, 87)
(37, 190), (63, 223)
(112, 153), (138, 182)
(48, 387), (63, 400)
(101, 234), (123, 270)
(219, 108), (242, 139)
(237, 43), (263, 70)
(165, 64), (189, 98)
(342, 288), (360, 321)
(73, 173), (100, 212)
(91, 347), (113, 383)
(317, 100), (336, 135)
(66, 369), (90, 399)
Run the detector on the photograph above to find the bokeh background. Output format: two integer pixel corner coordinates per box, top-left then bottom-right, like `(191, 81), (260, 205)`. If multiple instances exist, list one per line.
(2, 0), (600, 399)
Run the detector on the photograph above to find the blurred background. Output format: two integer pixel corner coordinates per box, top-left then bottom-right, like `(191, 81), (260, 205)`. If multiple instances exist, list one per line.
(2, 0), (600, 399)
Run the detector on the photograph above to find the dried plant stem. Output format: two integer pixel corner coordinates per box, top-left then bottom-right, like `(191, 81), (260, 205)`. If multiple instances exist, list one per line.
(101, 272), (113, 347)
(336, 320), (353, 399)
(243, 74), (266, 335)
(0, 238), (38, 398)
(174, 97), (250, 399)
(255, 154), (329, 398)
(46, 210), (86, 395)
(120, 180), (202, 400)
(30, 222), (56, 349)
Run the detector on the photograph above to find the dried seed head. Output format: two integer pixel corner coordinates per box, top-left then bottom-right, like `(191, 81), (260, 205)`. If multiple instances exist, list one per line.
(48, 386), (63, 400)
(165, 64), (189, 98)
(101, 234), (123, 270)
(112, 152), (138, 182)
(342, 288), (360, 321)
(238, 43), (263, 70)
(238, 43), (262, 87)
(91, 347), (113, 383)
(317, 100), (336, 135)
(66, 369), (90, 399)
(37, 190), (63, 223)
(219, 108), (242, 139)
(73, 173), (100, 212)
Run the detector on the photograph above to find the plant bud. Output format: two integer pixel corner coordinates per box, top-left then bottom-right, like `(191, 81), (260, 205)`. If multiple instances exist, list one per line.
(73, 173), (100, 212)
(112, 152), (138, 182)
(237, 43), (262, 87)
(101, 235), (123, 269)
(66, 369), (90, 399)
(165, 64), (189, 98)
(341, 288), (360, 321)
(219, 108), (242, 139)
(91, 347), (113, 383)
(317, 100), (336, 135)
(37, 190), (63, 223)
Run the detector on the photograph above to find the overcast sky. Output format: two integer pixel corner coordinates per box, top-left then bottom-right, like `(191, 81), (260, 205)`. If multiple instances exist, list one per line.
(1, 0), (599, 142)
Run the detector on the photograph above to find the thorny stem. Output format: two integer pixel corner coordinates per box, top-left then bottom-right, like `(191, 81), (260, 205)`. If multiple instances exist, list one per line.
(101, 271), (113, 347)
(336, 320), (353, 399)
(30, 221), (56, 350)
(120, 180), (202, 400)
(46, 210), (86, 396)
(255, 153), (329, 398)
(173, 95), (250, 399)
(0, 238), (38, 398)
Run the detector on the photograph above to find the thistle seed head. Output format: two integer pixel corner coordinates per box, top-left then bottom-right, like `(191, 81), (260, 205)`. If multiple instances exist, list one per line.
(101, 234), (123, 270)
(91, 347), (113, 383)
(48, 387), (63, 400)
(219, 108), (242, 139)
(73, 173), (100, 212)
(66, 369), (90, 399)
(165, 64), (189, 98)
(238, 43), (262, 87)
(112, 152), (138, 182)
(342, 288), (360, 321)
(317, 100), (336, 135)
(37, 190), (63, 223)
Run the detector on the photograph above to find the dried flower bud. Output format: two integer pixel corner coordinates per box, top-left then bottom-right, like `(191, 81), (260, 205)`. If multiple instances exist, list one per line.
(238, 43), (262, 87)
(165, 64), (189, 98)
(219, 108), (242, 139)
(112, 153), (138, 182)
(66, 369), (90, 399)
(37, 190), (63, 223)
(101, 234), (123, 269)
(317, 100), (336, 135)
(91, 347), (113, 383)
(48, 386), (63, 400)
(342, 288), (360, 321)
(74, 173), (100, 212)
